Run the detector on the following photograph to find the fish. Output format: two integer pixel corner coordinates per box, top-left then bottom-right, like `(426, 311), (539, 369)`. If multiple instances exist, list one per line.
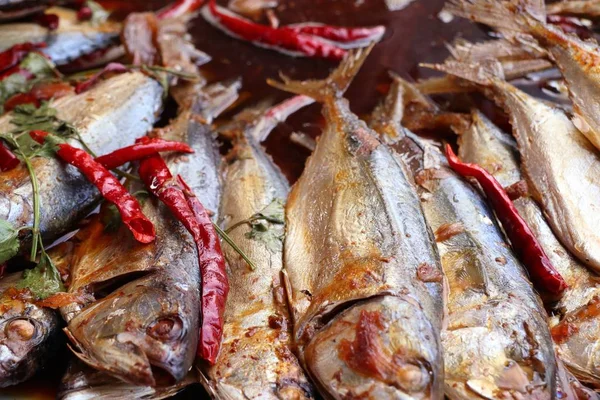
(0, 0), (58, 22)
(457, 108), (600, 388)
(445, 0), (600, 159)
(0, 272), (61, 387)
(0, 71), (163, 253)
(547, 1), (600, 18)
(198, 95), (316, 399)
(0, 7), (122, 66)
(268, 46), (445, 399)
(425, 58), (600, 274)
(370, 76), (559, 399)
(58, 359), (197, 400)
(58, 79), (240, 386)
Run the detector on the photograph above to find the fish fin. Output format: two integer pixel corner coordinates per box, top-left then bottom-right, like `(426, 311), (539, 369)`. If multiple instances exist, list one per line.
(193, 78), (242, 124)
(444, 0), (544, 33)
(267, 44), (375, 103)
(421, 59), (505, 87)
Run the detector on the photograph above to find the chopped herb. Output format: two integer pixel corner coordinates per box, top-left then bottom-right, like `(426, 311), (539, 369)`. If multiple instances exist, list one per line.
(0, 219), (19, 264)
(226, 198), (285, 252)
(213, 222), (257, 270)
(17, 251), (65, 300)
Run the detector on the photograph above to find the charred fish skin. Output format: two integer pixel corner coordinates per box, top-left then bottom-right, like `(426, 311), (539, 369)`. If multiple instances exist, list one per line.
(0, 7), (121, 66)
(0, 273), (61, 388)
(270, 47), (444, 399)
(458, 110), (600, 388)
(200, 96), (315, 400)
(427, 58), (600, 274)
(58, 359), (196, 400)
(61, 81), (239, 387)
(0, 71), (163, 252)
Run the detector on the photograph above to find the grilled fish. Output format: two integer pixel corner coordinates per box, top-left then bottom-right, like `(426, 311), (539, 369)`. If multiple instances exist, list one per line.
(547, 1), (600, 19)
(446, 0), (600, 158)
(0, 7), (121, 66)
(426, 58), (600, 274)
(457, 108), (600, 388)
(57, 79), (239, 386)
(0, 272), (61, 387)
(58, 359), (197, 400)
(370, 76), (559, 399)
(198, 95), (316, 399)
(0, 71), (163, 253)
(269, 47), (445, 399)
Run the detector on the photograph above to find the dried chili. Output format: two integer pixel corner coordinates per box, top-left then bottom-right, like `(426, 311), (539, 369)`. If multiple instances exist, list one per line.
(157, 0), (205, 19)
(138, 154), (228, 364)
(444, 143), (567, 297)
(95, 137), (194, 170)
(33, 13), (59, 30)
(202, 0), (384, 60)
(4, 82), (73, 112)
(0, 43), (46, 75)
(29, 130), (156, 244)
(0, 141), (19, 171)
(77, 6), (93, 21)
(74, 63), (129, 94)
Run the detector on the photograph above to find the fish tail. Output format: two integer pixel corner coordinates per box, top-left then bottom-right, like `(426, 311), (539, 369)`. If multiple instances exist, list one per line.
(268, 44), (375, 104)
(421, 58), (505, 87)
(254, 95), (315, 142)
(445, 0), (545, 33)
(194, 78), (242, 123)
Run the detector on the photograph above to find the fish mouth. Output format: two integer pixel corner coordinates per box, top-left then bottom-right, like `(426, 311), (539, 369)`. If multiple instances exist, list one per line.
(64, 326), (189, 387)
(304, 295), (442, 399)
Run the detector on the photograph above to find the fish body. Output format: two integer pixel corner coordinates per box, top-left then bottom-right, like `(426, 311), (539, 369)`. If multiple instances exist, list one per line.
(458, 109), (600, 388)
(370, 78), (558, 399)
(429, 58), (600, 274)
(0, 71), (163, 252)
(547, 0), (600, 18)
(199, 96), (315, 399)
(0, 272), (60, 387)
(0, 7), (121, 66)
(270, 48), (445, 399)
(59, 81), (239, 386)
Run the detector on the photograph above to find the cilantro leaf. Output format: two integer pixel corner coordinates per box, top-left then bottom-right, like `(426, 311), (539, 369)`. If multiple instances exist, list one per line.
(18, 252), (65, 300)
(0, 219), (19, 264)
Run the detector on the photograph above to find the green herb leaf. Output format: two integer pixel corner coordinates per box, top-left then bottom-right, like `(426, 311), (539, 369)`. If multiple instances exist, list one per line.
(17, 252), (65, 300)
(87, 0), (110, 25)
(0, 219), (19, 264)
(253, 198), (285, 225)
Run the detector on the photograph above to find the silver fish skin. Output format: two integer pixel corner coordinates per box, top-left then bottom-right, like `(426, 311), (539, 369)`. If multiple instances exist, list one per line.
(0, 71), (163, 252)
(199, 95), (315, 400)
(58, 360), (197, 400)
(370, 77), (558, 399)
(270, 47), (445, 399)
(59, 80), (239, 387)
(445, 0), (600, 158)
(0, 272), (60, 388)
(458, 109), (600, 389)
(0, 7), (121, 66)
(427, 58), (600, 274)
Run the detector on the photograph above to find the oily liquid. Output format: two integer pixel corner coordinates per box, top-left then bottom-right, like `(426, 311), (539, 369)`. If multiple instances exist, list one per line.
(0, 0), (488, 398)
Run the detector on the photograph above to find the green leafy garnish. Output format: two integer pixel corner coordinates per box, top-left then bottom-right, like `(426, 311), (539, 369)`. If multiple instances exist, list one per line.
(0, 219), (19, 264)
(226, 199), (286, 253)
(213, 222), (257, 270)
(17, 251), (65, 300)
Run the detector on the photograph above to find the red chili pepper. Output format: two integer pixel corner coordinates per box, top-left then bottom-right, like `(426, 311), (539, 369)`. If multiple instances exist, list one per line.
(29, 130), (156, 244)
(138, 154), (228, 364)
(444, 144), (567, 297)
(94, 137), (194, 170)
(33, 13), (60, 30)
(0, 141), (20, 172)
(283, 23), (386, 45)
(547, 15), (592, 40)
(157, 0), (205, 19)
(75, 63), (129, 94)
(77, 6), (93, 21)
(0, 43), (46, 75)
(4, 92), (40, 112)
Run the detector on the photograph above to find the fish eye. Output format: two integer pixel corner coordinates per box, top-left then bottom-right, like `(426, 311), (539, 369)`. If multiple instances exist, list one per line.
(146, 316), (185, 342)
(4, 318), (38, 342)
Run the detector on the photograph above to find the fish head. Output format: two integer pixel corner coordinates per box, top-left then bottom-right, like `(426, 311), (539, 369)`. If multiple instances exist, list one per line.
(303, 295), (443, 399)
(0, 295), (59, 387)
(65, 275), (198, 386)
